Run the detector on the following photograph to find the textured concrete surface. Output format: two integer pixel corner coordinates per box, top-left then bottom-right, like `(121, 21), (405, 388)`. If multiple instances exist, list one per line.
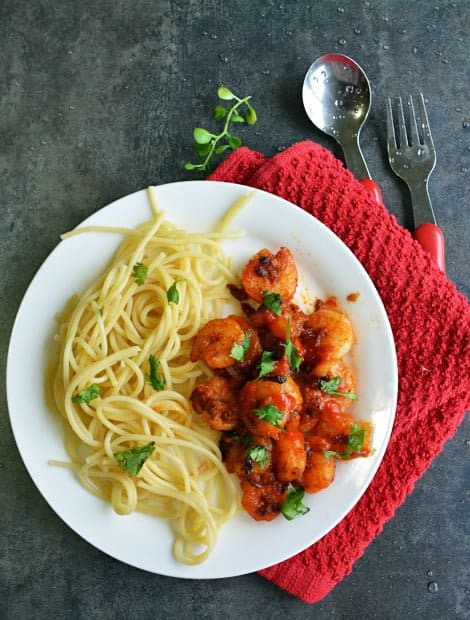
(1, 1), (469, 618)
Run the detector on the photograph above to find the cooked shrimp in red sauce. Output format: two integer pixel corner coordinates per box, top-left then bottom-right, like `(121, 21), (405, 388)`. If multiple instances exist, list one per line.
(189, 247), (372, 522)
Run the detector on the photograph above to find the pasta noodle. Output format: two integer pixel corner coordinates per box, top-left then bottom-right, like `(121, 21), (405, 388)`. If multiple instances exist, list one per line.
(50, 187), (248, 564)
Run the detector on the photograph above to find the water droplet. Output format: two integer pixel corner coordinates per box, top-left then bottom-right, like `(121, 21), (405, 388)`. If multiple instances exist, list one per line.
(202, 31), (208, 36)
(335, 99), (344, 107)
(277, 145), (286, 152)
(320, 70), (326, 78)
(355, 88), (361, 94)
(218, 54), (229, 63)
(286, 30), (293, 36)
(417, 147), (424, 156)
(261, 69), (270, 75)
(354, 27), (361, 35)
(338, 38), (347, 45)
(383, 44), (390, 50)
(461, 166), (468, 173)
(427, 581), (438, 593)
(403, 164), (409, 169)
(67, 50), (72, 55)
(345, 84), (355, 94)
(412, 46), (419, 54)
(462, 120), (470, 128)
(40, 139), (47, 145)
(210, 33), (217, 39)
(180, 76), (187, 82)
(427, 569), (433, 577)
(441, 59), (449, 64)
(69, 105), (76, 110)
(337, 7), (344, 12)
(467, 146), (470, 152)
(455, 107), (462, 112)
(397, 29), (407, 34)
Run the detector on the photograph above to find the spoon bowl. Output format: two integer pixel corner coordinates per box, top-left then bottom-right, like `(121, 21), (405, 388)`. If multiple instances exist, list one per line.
(302, 53), (373, 180)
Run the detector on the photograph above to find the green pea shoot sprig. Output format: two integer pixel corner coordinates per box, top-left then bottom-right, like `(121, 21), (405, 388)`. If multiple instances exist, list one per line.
(184, 86), (257, 173)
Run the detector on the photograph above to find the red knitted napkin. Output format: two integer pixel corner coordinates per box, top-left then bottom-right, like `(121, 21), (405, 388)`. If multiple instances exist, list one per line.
(208, 141), (470, 604)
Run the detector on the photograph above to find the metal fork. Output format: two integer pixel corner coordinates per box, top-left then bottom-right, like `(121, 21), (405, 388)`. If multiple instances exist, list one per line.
(386, 94), (445, 271)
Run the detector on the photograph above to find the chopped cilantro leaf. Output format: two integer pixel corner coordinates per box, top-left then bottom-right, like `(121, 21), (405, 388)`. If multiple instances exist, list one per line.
(253, 403), (283, 428)
(166, 281), (179, 304)
(114, 441), (155, 475)
(281, 486), (310, 520)
(245, 444), (269, 468)
(230, 332), (251, 362)
(145, 355), (166, 391)
(72, 383), (100, 404)
(262, 290), (282, 316)
(284, 319), (302, 371)
(257, 350), (275, 379)
(324, 423), (366, 460)
(132, 262), (148, 285)
(318, 376), (358, 400)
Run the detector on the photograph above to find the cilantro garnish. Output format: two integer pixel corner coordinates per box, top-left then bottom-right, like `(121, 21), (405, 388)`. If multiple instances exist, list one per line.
(166, 281), (179, 304)
(324, 424), (366, 460)
(257, 350), (276, 379)
(262, 290), (282, 316)
(230, 332), (251, 362)
(253, 404), (284, 428)
(281, 486), (310, 520)
(284, 318), (302, 371)
(145, 355), (166, 391)
(72, 383), (100, 404)
(245, 444), (269, 468)
(318, 376), (358, 400)
(132, 262), (148, 285)
(114, 441), (155, 475)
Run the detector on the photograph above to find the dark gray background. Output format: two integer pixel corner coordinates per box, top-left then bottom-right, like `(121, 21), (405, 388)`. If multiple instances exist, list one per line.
(1, 1), (469, 618)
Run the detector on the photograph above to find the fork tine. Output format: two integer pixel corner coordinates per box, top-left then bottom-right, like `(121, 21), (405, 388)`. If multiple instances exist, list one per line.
(407, 95), (420, 145)
(397, 97), (408, 149)
(417, 93), (435, 148)
(386, 97), (397, 150)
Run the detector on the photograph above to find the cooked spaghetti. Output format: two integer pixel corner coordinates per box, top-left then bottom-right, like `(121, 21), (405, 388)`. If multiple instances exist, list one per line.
(50, 187), (247, 564)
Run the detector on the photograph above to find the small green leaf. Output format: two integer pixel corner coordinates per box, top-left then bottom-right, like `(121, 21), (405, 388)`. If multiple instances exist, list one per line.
(245, 445), (269, 468)
(145, 355), (166, 391)
(262, 290), (282, 316)
(114, 442), (155, 475)
(195, 142), (212, 157)
(245, 106), (257, 125)
(214, 144), (231, 154)
(72, 383), (100, 404)
(217, 86), (236, 100)
(324, 424), (366, 460)
(193, 127), (214, 144)
(257, 350), (276, 379)
(318, 376), (358, 400)
(284, 318), (302, 371)
(231, 113), (245, 123)
(97, 306), (104, 317)
(166, 281), (180, 304)
(184, 162), (198, 170)
(213, 105), (228, 119)
(253, 403), (283, 428)
(228, 134), (242, 149)
(281, 486), (310, 520)
(132, 262), (148, 286)
(230, 332), (251, 362)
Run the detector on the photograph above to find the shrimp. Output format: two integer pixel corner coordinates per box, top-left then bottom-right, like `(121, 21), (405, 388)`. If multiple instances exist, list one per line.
(272, 428), (306, 483)
(221, 434), (273, 485)
(190, 376), (239, 430)
(301, 308), (354, 362)
(302, 448), (336, 494)
(190, 317), (245, 369)
(241, 247), (298, 303)
(240, 376), (303, 440)
(229, 315), (263, 367)
(240, 480), (287, 521)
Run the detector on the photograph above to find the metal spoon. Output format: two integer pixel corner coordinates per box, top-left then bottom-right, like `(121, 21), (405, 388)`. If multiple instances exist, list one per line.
(302, 53), (381, 200)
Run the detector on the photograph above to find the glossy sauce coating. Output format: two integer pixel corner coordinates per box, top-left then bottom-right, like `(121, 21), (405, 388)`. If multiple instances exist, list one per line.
(190, 247), (371, 521)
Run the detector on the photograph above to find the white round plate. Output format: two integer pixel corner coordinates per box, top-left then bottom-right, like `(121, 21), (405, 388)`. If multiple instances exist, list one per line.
(7, 180), (397, 579)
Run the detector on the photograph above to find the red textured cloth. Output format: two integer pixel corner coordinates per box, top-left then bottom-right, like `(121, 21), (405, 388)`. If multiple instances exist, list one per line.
(208, 141), (470, 604)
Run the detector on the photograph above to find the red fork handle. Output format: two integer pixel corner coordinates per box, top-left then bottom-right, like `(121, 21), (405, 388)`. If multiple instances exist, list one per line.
(413, 223), (446, 273)
(358, 179), (446, 273)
